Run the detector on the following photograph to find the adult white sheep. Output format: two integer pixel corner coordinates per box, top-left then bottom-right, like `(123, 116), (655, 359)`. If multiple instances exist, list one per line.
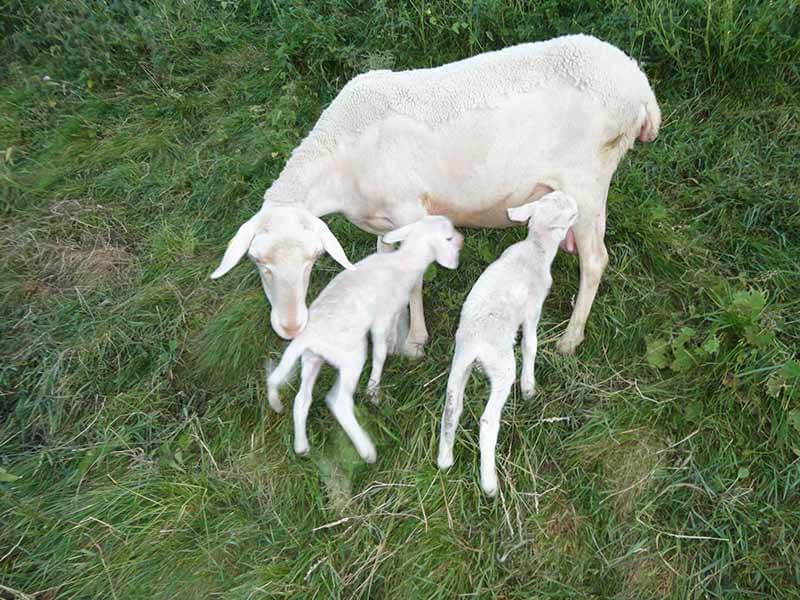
(211, 33), (660, 354)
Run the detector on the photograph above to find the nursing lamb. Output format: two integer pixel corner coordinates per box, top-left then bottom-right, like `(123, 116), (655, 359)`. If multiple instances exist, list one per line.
(437, 192), (578, 497)
(267, 216), (463, 462)
(211, 33), (660, 354)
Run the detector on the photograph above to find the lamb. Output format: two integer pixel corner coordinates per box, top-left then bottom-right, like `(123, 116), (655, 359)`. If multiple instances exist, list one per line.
(211, 33), (660, 355)
(437, 191), (578, 497)
(267, 216), (463, 462)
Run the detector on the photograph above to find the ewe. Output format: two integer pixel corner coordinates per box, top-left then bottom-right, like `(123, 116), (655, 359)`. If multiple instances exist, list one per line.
(437, 192), (578, 496)
(212, 34), (660, 354)
(267, 216), (463, 462)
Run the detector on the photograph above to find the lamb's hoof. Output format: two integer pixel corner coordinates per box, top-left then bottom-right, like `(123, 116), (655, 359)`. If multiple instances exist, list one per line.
(361, 445), (378, 464)
(402, 340), (426, 359)
(521, 384), (536, 400)
(294, 443), (310, 456)
(481, 479), (498, 498)
(268, 391), (284, 414)
(556, 333), (583, 355)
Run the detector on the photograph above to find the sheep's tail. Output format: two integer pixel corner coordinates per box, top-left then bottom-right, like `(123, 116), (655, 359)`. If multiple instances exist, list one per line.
(266, 339), (305, 414)
(638, 98), (661, 142)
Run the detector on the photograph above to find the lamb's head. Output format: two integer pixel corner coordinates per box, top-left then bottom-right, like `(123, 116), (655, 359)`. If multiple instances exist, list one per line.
(383, 216), (463, 269)
(210, 204), (354, 339)
(507, 191), (578, 241)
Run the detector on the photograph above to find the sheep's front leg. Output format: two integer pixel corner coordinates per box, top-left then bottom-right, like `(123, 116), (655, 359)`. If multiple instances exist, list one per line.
(520, 306), (541, 399)
(403, 275), (428, 359)
(557, 197), (608, 355)
(293, 352), (323, 456)
(377, 236), (410, 356)
(366, 324), (389, 403)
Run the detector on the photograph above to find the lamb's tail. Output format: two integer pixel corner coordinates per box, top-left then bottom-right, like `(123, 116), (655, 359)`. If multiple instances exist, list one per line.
(266, 339), (305, 414)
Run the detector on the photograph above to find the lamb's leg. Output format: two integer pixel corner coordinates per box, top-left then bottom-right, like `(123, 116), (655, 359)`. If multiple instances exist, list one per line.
(293, 352), (323, 456)
(326, 351), (377, 463)
(366, 322), (390, 403)
(437, 343), (475, 470)
(557, 195), (609, 355)
(403, 275), (428, 358)
(266, 339), (304, 413)
(520, 305), (541, 399)
(478, 352), (515, 497)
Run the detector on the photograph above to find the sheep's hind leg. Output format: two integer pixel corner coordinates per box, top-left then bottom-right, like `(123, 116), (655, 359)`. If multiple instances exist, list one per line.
(326, 348), (377, 463)
(437, 343), (475, 470)
(478, 351), (515, 497)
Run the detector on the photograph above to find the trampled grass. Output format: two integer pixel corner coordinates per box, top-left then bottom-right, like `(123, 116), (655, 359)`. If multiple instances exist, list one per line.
(1, 1), (799, 598)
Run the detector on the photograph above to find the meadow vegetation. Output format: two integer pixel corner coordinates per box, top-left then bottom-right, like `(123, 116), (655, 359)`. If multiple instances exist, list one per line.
(1, 1), (799, 597)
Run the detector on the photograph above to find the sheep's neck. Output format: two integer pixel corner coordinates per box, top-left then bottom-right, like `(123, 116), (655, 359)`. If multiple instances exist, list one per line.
(521, 235), (560, 272)
(390, 246), (435, 275)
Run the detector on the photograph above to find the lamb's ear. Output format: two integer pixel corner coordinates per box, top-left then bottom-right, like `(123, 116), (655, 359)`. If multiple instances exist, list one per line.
(382, 222), (416, 244)
(210, 215), (259, 279)
(507, 201), (539, 223)
(312, 216), (355, 271)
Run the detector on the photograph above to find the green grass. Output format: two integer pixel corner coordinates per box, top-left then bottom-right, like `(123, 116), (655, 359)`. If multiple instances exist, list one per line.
(1, 1), (799, 598)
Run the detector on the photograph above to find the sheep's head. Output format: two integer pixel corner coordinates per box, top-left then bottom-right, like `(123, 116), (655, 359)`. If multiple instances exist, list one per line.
(383, 216), (463, 269)
(507, 191), (578, 239)
(210, 204), (354, 339)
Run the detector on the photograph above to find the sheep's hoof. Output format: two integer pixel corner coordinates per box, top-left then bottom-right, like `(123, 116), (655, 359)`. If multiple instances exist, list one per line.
(294, 443), (310, 456)
(268, 390), (284, 414)
(361, 445), (378, 464)
(521, 384), (536, 400)
(437, 453), (454, 471)
(481, 479), (498, 498)
(556, 333), (583, 355)
(402, 340), (426, 359)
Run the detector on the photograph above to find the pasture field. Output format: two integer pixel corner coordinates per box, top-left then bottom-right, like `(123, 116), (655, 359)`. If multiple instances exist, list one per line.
(1, 1), (799, 597)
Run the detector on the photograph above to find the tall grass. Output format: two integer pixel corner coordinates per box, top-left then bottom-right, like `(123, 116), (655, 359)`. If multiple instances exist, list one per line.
(2, 1), (799, 598)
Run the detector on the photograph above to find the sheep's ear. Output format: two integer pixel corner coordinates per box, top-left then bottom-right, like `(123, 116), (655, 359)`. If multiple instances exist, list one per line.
(382, 222), (415, 244)
(211, 215), (261, 279)
(507, 201), (539, 223)
(312, 217), (355, 271)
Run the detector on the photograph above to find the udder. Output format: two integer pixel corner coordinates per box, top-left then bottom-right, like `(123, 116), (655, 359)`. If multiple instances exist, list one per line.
(421, 183), (554, 229)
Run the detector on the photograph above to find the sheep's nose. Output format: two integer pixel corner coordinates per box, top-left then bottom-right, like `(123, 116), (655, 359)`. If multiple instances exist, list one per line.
(282, 325), (301, 339)
(279, 314), (307, 339)
(454, 232), (464, 249)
